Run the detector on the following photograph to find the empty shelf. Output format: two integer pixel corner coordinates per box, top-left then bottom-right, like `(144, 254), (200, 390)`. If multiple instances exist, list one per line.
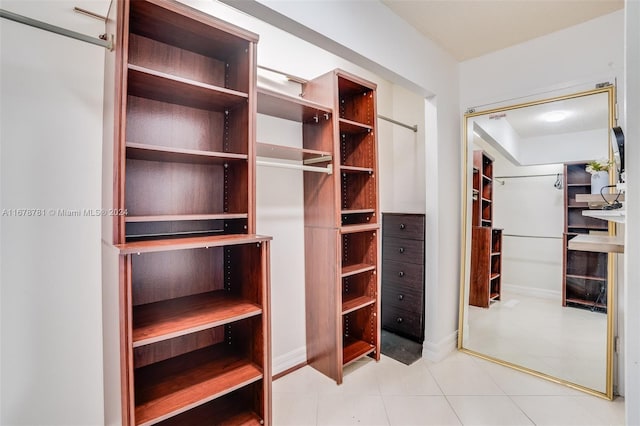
(568, 234), (624, 253)
(126, 143), (248, 165)
(257, 86), (331, 122)
(133, 291), (262, 347)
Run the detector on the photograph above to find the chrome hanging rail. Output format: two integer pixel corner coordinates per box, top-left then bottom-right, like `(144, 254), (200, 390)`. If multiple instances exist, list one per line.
(0, 8), (113, 50)
(377, 115), (418, 133)
(256, 160), (333, 175)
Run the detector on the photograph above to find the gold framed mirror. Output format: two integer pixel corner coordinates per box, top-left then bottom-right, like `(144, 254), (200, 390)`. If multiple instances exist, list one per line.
(458, 86), (617, 399)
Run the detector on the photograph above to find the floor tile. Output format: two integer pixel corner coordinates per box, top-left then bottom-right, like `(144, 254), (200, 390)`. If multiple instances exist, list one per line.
(273, 365), (336, 395)
(510, 395), (615, 425)
(427, 351), (504, 395)
(383, 395), (461, 425)
(272, 392), (318, 426)
(473, 356), (586, 396)
(447, 395), (534, 425)
(375, 356), (443, 396)
(317, 394), (390, 426)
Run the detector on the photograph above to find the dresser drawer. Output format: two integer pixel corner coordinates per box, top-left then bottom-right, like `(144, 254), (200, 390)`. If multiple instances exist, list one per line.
(383, 213), (425, 240)
(382, 236), (424, 264)
(382, 260), (424, 287)
(382, 280), (423, 311)
(381, 303), (424, 341)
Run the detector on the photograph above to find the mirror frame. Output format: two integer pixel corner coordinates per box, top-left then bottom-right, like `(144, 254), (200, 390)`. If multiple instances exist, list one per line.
(457, 85), (616, 400)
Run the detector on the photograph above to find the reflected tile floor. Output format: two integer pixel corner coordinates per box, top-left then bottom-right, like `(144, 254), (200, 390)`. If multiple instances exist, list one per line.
(273, 352), (625, 425)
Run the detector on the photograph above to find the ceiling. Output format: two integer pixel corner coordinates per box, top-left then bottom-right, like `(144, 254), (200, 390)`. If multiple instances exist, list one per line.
(381, 0), (624, 61)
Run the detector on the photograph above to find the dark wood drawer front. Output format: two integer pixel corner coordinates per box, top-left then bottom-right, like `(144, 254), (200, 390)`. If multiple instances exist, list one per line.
(382, 237), (424, 263)
(382, 260), (424, 287)
(382, 303), (423, 341)
(382, 281), (423, 311)
(383, 214), (425, 240)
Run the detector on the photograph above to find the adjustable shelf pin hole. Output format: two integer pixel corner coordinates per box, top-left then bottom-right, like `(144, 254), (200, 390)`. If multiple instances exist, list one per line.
(398, 271), (405, 278)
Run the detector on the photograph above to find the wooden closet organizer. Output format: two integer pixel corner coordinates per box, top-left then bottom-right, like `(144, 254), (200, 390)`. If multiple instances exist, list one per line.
(103, 1), (271, 424)
(469, 150), (502, 308)
(562, 162), (609, 311)
(254, 69), (381, 384)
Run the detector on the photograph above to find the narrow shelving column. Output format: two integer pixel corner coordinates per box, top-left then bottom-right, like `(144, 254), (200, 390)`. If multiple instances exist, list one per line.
(562, 162), (609, 311)
(302, 69), (380, 384)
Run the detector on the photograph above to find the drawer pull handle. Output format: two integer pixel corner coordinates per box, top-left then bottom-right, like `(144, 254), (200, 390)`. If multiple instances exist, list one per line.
(396, 317), (403, 323)
(399, 247), (405, 253)
(398, 271), (405, 277)
(398, 294), (404, 301)
(399, 223), (406, 230)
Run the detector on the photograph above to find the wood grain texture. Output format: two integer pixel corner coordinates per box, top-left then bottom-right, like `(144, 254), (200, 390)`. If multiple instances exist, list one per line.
(304, 227), (341, 383)
(117, 234), (271, 255)
(134, 346), (262, 425)
(133, 291), (262, 347)
(469, 226), (492, 308)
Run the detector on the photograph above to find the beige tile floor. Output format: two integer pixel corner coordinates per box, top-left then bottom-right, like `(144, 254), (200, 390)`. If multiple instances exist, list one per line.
(273, 351), (625, 425)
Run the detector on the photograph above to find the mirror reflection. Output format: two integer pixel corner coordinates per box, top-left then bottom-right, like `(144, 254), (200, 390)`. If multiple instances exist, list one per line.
(460, 87), (615, 397)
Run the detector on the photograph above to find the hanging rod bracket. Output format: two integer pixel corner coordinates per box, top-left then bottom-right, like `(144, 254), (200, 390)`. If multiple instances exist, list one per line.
(0, 8), (113, 51)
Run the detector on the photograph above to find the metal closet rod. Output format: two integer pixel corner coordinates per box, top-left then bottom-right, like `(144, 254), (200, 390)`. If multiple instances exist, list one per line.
(256, 160), (333, 175)
(0, 8), (113, 50)
(494, 173), (558, 179)
(503, 234), (562, 240)
(257, 65), (419, 133)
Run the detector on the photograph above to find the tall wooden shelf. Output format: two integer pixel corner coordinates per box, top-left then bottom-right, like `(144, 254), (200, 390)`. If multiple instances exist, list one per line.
(302, 69), (380, 384)
(469, 150), (502, 308)
(562, 162), (609, 311)
(103, 1), (271, 424)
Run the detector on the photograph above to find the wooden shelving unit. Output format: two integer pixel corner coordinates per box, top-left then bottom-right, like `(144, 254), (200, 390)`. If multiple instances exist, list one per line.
(469, 150), (502, 308)
(302, 69), (380, 384)
(562, 162), (609, 311)
(103, 1), (271, 424)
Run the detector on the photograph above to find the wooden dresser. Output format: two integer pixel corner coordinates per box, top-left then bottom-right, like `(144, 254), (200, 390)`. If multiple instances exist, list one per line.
(381, 213), (426, 343)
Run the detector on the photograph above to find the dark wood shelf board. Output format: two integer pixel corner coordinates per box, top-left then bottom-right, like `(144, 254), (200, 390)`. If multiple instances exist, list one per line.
(339, 118), (373, 134)
(134, 346), (262, 426)
(341, 208), (375, 215)
(126, 213), (248, 223)
(257, 86), (331, 122)
(565, 298), (607, 309)
(341, 262), (376, 278)
(566, 274), (607, 282)
(343, 336), (375, 366)
(256, 142), (331, 163)
(340, 223), (379, 234)
(128, 64), (248, 111)
(340, 165), (374, 174)
(117, 234), (272, 254)
(126, 142), (247, 165)
(342, 295), (376, 315)
(133, 291), (262, 347)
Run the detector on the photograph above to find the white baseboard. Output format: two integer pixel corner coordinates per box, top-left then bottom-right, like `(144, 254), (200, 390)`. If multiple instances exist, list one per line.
(503, 283), (561, 301)
(272, 346), (307, 376)
(423, 330), (458, 362)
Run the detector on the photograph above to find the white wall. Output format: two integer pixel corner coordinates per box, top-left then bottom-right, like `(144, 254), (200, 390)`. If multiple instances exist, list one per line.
(461, 9), (626, 396)
(0, 1), (107, 424)
(624, 0), (640, 422)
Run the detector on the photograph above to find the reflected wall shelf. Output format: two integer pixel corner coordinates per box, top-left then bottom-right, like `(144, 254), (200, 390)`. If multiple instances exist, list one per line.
(582, 209), (626, 224)
(568, 234), (624, 253)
